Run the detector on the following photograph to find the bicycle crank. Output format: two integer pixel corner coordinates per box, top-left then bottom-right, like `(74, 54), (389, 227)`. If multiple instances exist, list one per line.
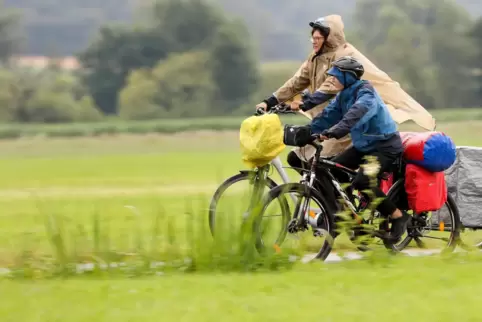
(287, 219), (308, 234)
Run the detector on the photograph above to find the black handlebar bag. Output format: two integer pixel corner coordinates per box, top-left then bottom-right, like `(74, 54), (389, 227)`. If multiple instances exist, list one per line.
(283, 124), (314, 147)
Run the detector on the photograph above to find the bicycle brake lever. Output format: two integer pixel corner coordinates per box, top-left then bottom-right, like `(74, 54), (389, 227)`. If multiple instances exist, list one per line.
(278, 103), (296, 114)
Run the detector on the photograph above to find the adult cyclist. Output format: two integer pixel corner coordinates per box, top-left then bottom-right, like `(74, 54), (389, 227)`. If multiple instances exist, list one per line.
(256, 14), (436, 172)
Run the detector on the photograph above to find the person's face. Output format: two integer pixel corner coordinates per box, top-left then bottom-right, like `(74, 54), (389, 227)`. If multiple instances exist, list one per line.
(331, 74), (344, 90)
(310, 29), (325, 52)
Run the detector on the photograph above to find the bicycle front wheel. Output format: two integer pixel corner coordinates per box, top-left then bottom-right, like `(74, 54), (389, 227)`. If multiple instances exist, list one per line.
(208, 171), (279, 236)
(253, 183), (337, 261)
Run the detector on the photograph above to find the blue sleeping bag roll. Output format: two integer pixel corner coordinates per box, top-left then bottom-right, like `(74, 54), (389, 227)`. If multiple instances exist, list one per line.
(401, 131), (456, 173)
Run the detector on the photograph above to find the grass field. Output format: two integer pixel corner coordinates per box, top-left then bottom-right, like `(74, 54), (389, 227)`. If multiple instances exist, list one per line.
(2, 254), (482, 321)
(1, 117), (482, 320)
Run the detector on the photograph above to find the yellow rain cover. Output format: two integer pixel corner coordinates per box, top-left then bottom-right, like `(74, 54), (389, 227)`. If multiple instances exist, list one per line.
(239, 114), (286, 168)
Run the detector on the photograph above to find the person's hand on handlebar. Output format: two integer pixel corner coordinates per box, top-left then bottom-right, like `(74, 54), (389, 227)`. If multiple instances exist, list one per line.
(318, 130), (334, 141)
(255, 102), (268, 111)
(290, 100), (304, 111)
(318, 134), (328, 140)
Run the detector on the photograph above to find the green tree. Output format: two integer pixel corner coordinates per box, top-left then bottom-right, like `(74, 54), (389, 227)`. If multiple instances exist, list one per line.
(236, 60), (300, 115)
(0, 6), (23, 63)
(208, 20), (260, 111)
(469, 18), (482, 102)
(3, 0), (480, 60)
(75, 96), (103, 122)
(80, 0), (260, 117)
(256, 61), (300, 99)
(354, 0), (436, 107)
(472, 18), (482, 63)
(118, 69), (160, 120)
(0, 66), (102, 123)
(23, 79), (102, 123)
(77, 25), (170, 115)
(424, 0), (476, 108)
(24, 91), (80, 123)
(0, 68), (17, 121)
(145, 0), (225, 53)
(353, 0), (476, 109)
(119, 51), (216, 119)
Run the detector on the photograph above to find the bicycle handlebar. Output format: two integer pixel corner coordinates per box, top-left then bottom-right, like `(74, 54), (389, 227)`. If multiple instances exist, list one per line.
(309, 134), (324, 147)
(254, 103), (296, 116)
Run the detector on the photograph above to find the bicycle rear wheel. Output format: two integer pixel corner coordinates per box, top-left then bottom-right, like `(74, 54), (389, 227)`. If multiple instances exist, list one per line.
(382, 179), (461, 252)
(253, 183), (337, 261)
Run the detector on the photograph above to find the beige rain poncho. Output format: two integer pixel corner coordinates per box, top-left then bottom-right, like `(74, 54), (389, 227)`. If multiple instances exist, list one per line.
(274, 14), (436, 160)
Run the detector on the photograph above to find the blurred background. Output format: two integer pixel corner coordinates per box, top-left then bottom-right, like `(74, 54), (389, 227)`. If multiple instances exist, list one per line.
(1, 2), (482, 320)
(0, 0), (480, 125)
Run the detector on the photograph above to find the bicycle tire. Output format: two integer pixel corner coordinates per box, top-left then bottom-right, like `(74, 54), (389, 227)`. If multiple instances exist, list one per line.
(253, 183), (337, 261)
(208, 171), (279, 236)
(382, 179), (461, 252)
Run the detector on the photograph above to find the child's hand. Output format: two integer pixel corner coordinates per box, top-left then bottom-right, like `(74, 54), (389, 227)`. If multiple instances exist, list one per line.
(319, 135), (329, 141)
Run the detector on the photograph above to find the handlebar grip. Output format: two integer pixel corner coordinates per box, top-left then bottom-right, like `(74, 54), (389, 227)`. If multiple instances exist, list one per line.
(255, 107), (266, 115)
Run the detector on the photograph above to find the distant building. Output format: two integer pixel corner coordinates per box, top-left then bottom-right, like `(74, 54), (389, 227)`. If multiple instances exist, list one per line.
(9, 55), (81, 70)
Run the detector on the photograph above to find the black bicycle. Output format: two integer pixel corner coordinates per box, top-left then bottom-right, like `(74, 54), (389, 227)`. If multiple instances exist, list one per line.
(253, 129), (462, 261)
(208, 103), (296, 242)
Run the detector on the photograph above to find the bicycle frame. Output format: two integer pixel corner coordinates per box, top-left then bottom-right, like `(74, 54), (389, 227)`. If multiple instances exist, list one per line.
(308, 158), (366, 223)
(269, 153), (361, 218)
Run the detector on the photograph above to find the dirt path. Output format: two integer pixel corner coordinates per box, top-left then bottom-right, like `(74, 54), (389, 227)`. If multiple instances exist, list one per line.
(0, 248), (466, 276)
(306, 248), (445, 263)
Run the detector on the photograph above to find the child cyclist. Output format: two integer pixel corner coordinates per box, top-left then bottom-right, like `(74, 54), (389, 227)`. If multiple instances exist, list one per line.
(295, 56), (410, 242)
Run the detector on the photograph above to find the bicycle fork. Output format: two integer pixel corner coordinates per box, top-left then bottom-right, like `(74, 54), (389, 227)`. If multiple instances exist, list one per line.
(288, 172), (317, 233)
(242, 165), (269, 221)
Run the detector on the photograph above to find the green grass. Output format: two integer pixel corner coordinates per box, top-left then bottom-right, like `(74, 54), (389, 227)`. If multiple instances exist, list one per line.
(0, 121), (480, 261)
(0, 119), (480, 189)
(2, 253), (482, 321)
(1, 118), (482, 320)
(0, 152), (241, 188)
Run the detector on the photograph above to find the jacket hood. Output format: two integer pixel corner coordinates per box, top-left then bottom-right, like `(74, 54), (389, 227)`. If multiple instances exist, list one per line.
(320, 15), (347, 54)
(327, 66), (358, 87)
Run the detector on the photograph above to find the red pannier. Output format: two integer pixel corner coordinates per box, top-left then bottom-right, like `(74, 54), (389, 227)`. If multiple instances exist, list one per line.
(404, 164), (447, 213)
(380, 173), (394, 194)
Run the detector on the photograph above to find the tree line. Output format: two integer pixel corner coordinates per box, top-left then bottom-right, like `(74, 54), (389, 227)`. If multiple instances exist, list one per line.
(4, 0), (481, 61)
(0, 0), (480, 123)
